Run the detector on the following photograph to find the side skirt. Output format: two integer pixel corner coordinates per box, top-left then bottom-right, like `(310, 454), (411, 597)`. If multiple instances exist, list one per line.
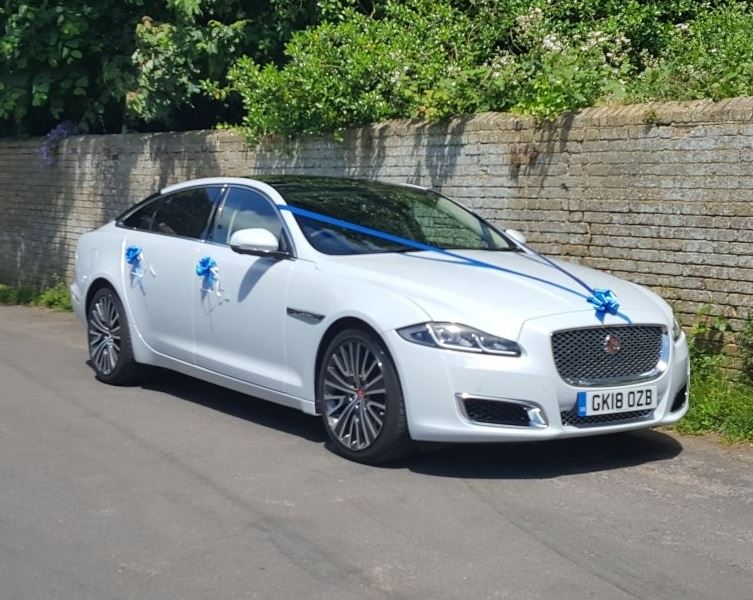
(141, 348), (318, 416)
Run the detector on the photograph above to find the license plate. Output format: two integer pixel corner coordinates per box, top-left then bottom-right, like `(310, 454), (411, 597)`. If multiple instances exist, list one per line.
(577, 385), (657, 417)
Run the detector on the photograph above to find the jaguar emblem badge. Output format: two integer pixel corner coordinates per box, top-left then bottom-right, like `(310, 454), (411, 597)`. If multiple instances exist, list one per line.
(604, 334), (622, 355)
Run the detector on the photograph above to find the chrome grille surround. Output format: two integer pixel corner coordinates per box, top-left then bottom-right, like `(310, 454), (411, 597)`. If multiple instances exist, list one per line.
(551, 325), (669, 387)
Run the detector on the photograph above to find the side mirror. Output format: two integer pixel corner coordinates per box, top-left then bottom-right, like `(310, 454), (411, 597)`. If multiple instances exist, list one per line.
(505, 229), (527, 245)
(229, 228), (289, 259)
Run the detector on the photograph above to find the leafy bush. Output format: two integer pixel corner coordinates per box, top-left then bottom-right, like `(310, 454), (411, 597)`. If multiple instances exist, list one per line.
(629, 3), (753, 102)
(0, 1), (165, 136)
(228, 1), (484, 138)
(226, 0), (742, 140)
(32, 282), (73, 312)
(0, 284), (37, 305)
(0, 1), (325, 135)
(686, 304), (728, 379)
(679, 372), (753, 442)
(3, 0), (753, 137)
(741, 313), (753, 383)
(675, 304), (753, 443)
(0, 282), (72, 311)
(128, 17), (250, 126)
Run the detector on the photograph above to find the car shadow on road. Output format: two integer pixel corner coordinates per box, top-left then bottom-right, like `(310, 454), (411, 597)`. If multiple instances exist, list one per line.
(135, 367), (683, 479)
(138, 368), (327, 444)
(404, 430), (684, 479)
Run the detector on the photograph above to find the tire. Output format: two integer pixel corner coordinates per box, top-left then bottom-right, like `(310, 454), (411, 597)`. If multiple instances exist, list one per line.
(87, 287), (141, 385)
(317, 328), (413, 464)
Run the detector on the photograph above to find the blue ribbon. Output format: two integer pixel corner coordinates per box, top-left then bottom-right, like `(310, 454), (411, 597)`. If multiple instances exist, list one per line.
(196, 256), (217, 281)
(588, 288), (621, 320)
(277, 204), (631, 324)
(196, 256), (224, 299)
(125, 245), (145, 280)
(125, 245), (142, 266)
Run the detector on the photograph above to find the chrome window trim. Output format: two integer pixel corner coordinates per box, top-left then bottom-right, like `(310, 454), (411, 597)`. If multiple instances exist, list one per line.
(115, 181), (298, 259)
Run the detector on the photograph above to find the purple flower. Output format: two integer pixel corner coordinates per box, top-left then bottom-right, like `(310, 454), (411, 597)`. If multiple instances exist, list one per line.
(35, 121), (75, 167)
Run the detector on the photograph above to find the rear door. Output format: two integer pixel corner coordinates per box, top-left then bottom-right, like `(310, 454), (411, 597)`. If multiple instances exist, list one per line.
(120, 185), (223, 363)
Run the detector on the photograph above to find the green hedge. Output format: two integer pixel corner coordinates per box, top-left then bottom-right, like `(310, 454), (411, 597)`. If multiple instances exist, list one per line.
(224, 0), (753, 140)
(0, 283), (72, 312)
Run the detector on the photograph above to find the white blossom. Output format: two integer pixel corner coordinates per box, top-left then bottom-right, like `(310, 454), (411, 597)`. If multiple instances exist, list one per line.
(542, 34), (563, 52)
(515, 7), (543, 32)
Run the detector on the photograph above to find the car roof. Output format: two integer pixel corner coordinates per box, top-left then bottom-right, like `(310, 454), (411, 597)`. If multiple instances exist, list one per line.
(161, 176), (429, 197)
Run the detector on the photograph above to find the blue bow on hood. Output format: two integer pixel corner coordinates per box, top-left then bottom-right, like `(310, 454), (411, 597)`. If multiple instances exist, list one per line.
(587, 288), (620, 320)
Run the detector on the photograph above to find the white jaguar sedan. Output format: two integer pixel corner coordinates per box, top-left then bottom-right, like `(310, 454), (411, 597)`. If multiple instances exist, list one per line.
(71, 176), (689, 463)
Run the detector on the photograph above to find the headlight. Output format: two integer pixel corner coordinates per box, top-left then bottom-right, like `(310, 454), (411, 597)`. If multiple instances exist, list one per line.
(672, 315), (682, 341)
(397, 322), (521, 356)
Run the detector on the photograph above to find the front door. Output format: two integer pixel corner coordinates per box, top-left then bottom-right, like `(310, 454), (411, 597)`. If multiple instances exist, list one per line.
(192, 186), (294, 392)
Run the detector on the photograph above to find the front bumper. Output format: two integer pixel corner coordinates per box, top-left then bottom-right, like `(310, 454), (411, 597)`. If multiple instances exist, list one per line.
(385, 311), (690, 443)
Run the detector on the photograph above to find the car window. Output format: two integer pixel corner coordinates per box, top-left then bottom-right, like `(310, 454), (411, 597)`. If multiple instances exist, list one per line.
(120, 186), (222, 238)
(151, 186), (222, 239)
(120, 194), (160, 231)
(209, 187), (283, 245)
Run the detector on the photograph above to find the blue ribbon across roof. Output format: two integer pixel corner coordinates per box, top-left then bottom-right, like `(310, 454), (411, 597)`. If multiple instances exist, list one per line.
(277, 204), (631, 324)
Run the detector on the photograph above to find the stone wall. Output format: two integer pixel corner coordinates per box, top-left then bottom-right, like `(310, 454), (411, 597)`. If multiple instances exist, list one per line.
(1, 98), (752, 361)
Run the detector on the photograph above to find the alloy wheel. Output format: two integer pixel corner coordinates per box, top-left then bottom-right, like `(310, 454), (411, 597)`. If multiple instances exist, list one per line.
(88, 294), (122, 376)
(323, 339), (387, 450)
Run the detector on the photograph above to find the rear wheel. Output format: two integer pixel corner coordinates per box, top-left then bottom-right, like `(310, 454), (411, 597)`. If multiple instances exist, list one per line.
(87, 287), (141, 385)
(318, 328), (412, 464)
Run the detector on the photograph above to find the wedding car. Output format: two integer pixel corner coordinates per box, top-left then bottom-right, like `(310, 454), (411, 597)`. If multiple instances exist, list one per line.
(71, 176), (689, 463)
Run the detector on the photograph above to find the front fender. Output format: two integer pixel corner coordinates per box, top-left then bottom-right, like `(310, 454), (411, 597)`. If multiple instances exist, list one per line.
(283, 260), (431, 403)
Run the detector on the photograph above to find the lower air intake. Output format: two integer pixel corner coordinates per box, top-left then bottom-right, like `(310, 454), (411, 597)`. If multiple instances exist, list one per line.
(463, 399), (530, 426)
(560, 408), (654, 427)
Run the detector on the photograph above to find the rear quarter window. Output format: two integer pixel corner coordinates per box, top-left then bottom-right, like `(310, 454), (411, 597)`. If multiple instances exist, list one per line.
(119, 186), (223, 239)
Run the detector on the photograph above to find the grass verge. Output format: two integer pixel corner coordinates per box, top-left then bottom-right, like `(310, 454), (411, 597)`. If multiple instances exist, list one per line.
(0, 282), (72, 312)
(678, 371), (753, 444)
(674, 309), (753, 444)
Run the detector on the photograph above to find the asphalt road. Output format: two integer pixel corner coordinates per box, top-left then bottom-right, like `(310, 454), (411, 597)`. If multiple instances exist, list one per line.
(1, 306), (752, 600)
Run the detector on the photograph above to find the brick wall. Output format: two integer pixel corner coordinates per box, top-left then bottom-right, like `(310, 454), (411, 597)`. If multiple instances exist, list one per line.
(1, 98), (751, 362)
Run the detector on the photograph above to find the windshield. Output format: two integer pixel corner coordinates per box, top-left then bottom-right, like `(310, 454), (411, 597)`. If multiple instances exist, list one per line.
(266, 179), (515, 256)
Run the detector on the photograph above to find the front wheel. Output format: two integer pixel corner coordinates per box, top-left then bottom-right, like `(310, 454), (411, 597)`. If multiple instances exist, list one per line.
(317, 328), (412, 464)
(87, 287), (141, 385)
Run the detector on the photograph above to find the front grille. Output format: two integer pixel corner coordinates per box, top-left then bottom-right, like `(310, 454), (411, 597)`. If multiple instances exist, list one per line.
(560, 408), (654, 427)
(463, 399), (530, 426)
(552, 325), (665, 386)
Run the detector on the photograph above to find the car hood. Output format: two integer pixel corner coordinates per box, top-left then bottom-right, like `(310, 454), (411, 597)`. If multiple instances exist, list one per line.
(315, 250), (670, 339)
